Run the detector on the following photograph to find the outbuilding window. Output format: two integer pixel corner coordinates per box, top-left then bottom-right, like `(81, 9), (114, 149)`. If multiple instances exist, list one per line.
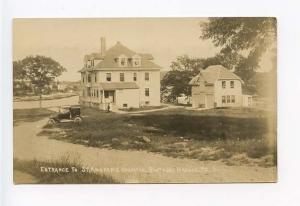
(230, 81), (234, 88)
(222, 96), (226, 103)
(227, 95), (231, 103)
(145, 72), (149, 81)
(145, 88), (150, 97)
(231, 95), (235, 103)
(133, 73), (137, 81)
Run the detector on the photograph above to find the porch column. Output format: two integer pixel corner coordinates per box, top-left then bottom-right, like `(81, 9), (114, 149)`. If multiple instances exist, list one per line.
(101, 90), (104, 103)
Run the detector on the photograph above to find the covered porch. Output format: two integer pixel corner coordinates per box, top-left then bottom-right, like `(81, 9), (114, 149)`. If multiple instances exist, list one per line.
(80, 82), (140, 110)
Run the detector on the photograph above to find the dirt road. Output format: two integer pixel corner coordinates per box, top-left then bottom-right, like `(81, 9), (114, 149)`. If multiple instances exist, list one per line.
(14, 118), (276, 183)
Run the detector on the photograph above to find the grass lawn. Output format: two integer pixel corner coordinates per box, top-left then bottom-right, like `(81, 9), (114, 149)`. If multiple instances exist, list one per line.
(14, 157), (118, 184)
(40, 107), (276, 167)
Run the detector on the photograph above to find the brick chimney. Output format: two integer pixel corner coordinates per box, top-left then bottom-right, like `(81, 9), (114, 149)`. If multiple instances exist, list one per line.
(100, 37), (106, 56)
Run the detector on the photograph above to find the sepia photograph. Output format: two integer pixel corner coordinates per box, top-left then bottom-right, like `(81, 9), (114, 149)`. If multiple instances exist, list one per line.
(13, 17), (277, 184)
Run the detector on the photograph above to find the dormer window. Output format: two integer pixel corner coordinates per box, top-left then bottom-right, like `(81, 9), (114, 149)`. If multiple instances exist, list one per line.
(132, 55), (141, 67)
(118, 55), (127, 67)
(120, 58), (126, 66)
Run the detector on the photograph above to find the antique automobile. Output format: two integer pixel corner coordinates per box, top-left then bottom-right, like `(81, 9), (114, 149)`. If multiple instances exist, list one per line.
(48, 105), (82, 125)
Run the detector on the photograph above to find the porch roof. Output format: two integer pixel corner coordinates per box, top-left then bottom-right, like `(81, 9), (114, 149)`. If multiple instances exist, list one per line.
(99, 82), (139, 90)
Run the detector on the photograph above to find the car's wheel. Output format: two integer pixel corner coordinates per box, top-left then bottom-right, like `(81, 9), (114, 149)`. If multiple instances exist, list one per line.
(74, 117), (82, 124)
(48, 119), (56, 125)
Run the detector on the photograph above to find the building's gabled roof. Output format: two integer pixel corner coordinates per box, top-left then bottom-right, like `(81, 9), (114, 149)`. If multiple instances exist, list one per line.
(79, 41), (161, 72)
(105, 41), (136, 57)
(189, 65), (243, 85)
(98, 82), (139, 90)
(189, 75), (204, 86)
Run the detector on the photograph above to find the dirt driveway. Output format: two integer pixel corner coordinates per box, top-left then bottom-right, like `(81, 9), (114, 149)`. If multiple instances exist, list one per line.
(14, 118), (276, 183)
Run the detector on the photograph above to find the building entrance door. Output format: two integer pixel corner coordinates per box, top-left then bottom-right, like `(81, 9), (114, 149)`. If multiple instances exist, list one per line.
(104, 90), (115, 103)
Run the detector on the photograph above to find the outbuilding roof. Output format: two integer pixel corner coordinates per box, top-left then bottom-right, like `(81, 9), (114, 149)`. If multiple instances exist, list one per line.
(189, 65), (243, 85)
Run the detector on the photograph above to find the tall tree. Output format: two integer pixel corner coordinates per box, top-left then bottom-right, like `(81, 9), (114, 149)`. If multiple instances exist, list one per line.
(200, 17), (277, 82)
(13, 60), (30, 95)
(19, 55), (66, 107)
(13, 60), (26, 81)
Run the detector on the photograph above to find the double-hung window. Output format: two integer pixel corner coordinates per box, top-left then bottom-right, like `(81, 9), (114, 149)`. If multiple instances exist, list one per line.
(222, 96), (226, 103)
(145, 88), (150, 97)
(145, 72), (149, 81)
(222, 81), (226, 89)
(120, 73), (125, 82)
(226, 95), (231, 103)
(106, 73), (111, 82)
(231, 95), (235, 103)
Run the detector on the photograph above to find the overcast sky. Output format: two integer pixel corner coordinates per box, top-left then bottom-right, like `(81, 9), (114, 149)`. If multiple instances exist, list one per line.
(13, 18), (273, 81)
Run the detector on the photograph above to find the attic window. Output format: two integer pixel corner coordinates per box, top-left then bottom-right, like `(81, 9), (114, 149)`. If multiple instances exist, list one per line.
(120, 57), (127, 66)
(133, 58), (141, 67)
(132, 55), (141, 67)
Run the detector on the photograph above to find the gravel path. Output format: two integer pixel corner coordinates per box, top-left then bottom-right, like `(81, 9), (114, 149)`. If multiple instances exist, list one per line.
(14, 118), (276, 183)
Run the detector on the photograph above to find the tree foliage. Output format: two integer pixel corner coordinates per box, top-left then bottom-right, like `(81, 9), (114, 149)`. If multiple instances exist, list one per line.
(161, 55), (219, 102)
(13, 55), (66, 96)
(13, 60), (27, 81)
(200, 17), (277, 82)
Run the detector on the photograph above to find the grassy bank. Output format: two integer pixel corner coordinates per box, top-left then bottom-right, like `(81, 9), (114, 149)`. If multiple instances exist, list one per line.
(41, 107), (276, 167)
(14, 157), (118, 184)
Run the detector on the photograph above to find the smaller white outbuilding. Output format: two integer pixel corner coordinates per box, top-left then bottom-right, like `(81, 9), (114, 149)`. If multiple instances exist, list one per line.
(189, 65), (252, 109)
